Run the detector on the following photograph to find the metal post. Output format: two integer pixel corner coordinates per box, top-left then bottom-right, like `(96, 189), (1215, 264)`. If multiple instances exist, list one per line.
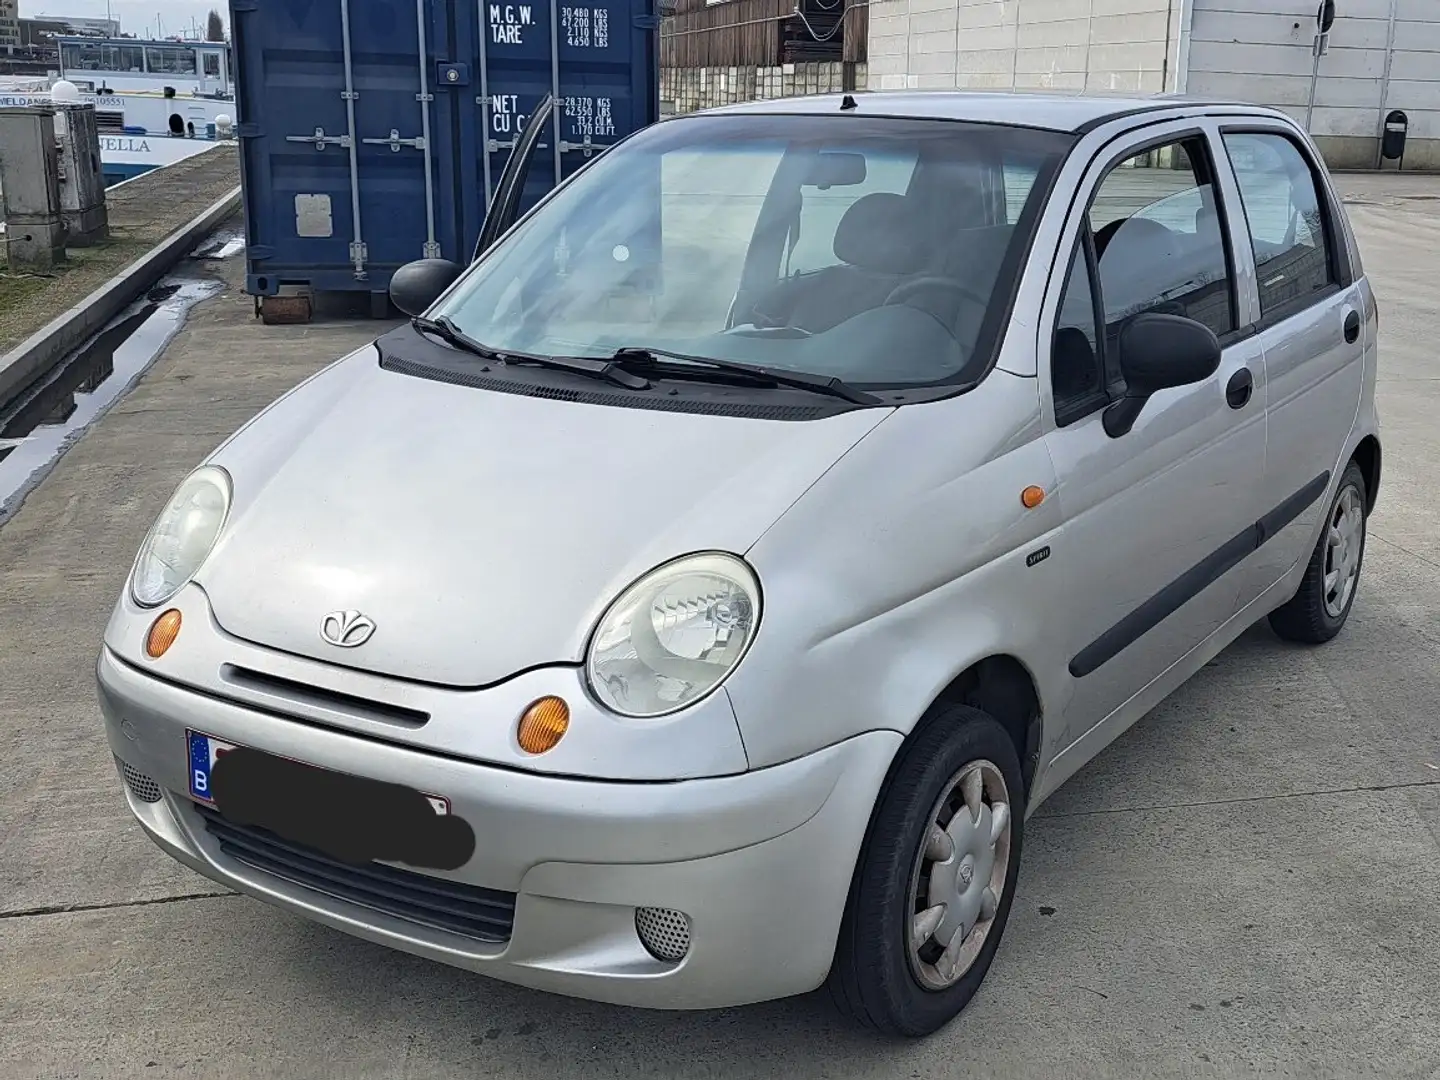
(1304, 33), (1323, 132)
(1375, 0), (1399, 169)
(476, 0), (494, 204)
(339, 0), (368, 279)
(549, 0), (563, 185)
(415, 0), (440, 258)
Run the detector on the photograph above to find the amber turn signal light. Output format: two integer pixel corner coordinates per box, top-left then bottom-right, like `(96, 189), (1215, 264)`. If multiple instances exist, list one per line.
(1020, 485), (1046, 509)
(517, 696), (570, 754)
(146, 609), (182, 658)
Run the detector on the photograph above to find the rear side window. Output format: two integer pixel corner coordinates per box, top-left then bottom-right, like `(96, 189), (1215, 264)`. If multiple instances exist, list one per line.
(1222, 132), (1336, 318)
(1087, 138), (1235, 338)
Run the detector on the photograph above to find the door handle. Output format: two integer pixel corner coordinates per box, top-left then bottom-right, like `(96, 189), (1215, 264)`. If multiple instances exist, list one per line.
(1226, 367), (1253, 410)
(1344, 310), (1361, 344)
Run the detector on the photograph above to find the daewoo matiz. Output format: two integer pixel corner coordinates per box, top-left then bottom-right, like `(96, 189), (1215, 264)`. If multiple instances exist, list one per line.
(98, 90), (1381, 1036)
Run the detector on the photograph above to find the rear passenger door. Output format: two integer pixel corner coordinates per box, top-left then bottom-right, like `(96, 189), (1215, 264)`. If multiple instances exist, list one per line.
(1041, 125), (1269, 750)
(1217, 126), (1366, 593)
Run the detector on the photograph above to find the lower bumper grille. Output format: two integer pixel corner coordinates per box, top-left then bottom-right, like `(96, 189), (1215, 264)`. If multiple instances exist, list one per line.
(196, 805), (516, 943)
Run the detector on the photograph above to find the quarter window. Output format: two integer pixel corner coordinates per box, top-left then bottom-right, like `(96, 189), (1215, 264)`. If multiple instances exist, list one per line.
(1223, 132), (1336, 317)
(1051, 236), (1107, 425)
(1088, 138), (1235, 338)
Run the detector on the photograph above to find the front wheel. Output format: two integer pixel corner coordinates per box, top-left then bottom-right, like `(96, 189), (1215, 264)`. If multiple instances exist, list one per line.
(827, 704), (1024, 1037)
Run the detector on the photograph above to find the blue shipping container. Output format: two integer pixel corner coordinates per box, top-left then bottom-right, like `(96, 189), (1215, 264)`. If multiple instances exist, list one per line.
(229, 0), (661, 301)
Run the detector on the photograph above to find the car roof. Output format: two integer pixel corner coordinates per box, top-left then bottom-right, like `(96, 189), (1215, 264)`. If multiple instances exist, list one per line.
(697, 90), (1293, 135)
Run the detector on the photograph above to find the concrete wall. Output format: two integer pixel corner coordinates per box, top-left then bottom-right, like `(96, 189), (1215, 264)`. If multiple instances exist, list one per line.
(660, 61), (866, 113)
(867, 0), (1181, 94)
(1185, 0), (1440, 170)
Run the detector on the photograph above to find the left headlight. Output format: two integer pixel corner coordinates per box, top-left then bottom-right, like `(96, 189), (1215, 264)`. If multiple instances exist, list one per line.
(130, 465), (232, 608)
(586, 552), (761, 718)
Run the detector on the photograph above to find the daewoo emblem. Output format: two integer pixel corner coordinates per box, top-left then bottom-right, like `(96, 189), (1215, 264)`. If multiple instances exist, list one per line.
(320, 610), (376, 648)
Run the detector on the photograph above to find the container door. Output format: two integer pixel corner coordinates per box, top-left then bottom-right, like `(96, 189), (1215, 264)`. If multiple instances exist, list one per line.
(232, 0), (448, 295)
(467, 0), (659, 249)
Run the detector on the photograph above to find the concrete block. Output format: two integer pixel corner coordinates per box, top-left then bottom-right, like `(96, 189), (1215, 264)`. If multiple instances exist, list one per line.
(2, 217), (67, 271)
(0, 107), (62, 218)
(1017, 16), (1091, 49)
(955, 24), (1018, 52)
(53, 104), (109, 247)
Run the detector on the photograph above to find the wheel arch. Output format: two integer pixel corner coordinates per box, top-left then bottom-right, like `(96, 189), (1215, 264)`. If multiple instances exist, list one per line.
(1350, 434), (1381, 514)
(896, 654), (1045, 798)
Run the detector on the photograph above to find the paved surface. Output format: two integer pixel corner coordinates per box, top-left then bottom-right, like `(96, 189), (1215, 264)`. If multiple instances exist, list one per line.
(2, 175), (1439, 1080)
(0, 144), (239, 356)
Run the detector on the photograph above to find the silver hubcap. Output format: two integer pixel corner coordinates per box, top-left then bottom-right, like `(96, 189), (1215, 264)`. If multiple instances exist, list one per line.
(906, 760), (1012, 991)
(1323, 485), (1365, 619)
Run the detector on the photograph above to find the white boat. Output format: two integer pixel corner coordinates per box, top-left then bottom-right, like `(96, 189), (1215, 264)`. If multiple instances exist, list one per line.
(0, 36), (236, 186)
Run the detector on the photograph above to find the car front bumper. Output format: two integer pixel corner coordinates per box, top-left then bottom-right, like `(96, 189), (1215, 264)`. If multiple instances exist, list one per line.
(96, 645), (900, 1010)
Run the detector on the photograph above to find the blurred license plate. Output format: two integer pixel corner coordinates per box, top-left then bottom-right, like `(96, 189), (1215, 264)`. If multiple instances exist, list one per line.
(185, 730), (449, 815)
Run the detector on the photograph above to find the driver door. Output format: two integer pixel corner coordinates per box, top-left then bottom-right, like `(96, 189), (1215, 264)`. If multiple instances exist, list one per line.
(1042, 123), (1268, 753)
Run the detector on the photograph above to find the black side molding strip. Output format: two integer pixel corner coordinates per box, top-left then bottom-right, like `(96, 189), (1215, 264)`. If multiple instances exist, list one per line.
(1069, 471), (1331, 678)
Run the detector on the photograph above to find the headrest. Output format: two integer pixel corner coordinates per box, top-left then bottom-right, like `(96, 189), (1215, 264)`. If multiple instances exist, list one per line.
(832, 192), (925, 275)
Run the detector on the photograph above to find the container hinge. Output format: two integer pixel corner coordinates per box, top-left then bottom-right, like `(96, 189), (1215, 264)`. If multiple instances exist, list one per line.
(362, 130), (425, 153)
(350, 241), (369, 279)
(247, 244), (275, 260)
(485, 137), (518, 153)
(423, 241), (442, 259)
(633, 14), (661, 29)
(341, 90), (360, 101)
(285, 127), (351, 151)
(558, 135), (611, 158)
(415, 92), (435, 103)
(235, 122), (262, 139)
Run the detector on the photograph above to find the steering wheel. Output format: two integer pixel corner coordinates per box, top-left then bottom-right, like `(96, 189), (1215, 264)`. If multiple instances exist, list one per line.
(884, 276), (992, 314)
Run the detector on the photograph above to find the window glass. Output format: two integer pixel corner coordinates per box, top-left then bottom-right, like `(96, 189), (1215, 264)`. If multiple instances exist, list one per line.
(204, 53), (221, 77)
(146, 46), (197, 75)
(1223, 132), (1335, 316)
(1051, 238), (1105, 420)
(1088, 139), (1234, 337)
(433, 114), (1073, 389)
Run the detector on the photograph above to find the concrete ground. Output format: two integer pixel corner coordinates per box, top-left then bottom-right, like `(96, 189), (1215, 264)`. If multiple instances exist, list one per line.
(2, 177), (1439, 1080)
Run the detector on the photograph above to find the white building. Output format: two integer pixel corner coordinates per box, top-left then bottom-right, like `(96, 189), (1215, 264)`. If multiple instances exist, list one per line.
(868, 0), (1440, 169)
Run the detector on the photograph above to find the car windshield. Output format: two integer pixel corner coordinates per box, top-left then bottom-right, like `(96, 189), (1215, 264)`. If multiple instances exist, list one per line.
(433, 113), (1074, 389)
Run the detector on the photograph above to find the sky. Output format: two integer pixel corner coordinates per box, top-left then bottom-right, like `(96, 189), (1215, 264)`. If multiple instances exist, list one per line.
(23, 0), (227, 39)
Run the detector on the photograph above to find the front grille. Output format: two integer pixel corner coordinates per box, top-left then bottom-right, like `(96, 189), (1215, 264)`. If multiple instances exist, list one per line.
(117, 757), (162, 803)
(196, 805), (515, 943)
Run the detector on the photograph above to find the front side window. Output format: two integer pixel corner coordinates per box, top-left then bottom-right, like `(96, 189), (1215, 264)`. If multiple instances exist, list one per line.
(1088, 138), (1235, 338)
(1223, 131), (1336, 318)
(434, 115), (1073, 390)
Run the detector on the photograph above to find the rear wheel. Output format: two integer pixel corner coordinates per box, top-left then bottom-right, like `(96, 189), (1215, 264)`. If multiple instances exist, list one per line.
(827, 704), (1023, 1037)
(1269, 461), (1368, 644)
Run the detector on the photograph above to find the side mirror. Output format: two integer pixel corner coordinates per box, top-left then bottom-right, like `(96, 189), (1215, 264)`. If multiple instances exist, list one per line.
(1103, 312), (1221, 438)
(389, 258), (463, 317)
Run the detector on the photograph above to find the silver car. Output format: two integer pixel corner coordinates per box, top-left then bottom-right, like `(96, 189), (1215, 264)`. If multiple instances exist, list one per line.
(97, 91), (1380, 1037)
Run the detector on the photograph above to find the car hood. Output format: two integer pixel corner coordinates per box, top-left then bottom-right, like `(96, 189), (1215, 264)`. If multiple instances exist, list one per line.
(198, 345), (888, 687)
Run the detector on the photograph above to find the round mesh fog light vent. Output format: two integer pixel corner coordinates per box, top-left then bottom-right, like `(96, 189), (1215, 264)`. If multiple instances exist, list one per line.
(116, 757), (162, 803)
(635, 906), (691, 963)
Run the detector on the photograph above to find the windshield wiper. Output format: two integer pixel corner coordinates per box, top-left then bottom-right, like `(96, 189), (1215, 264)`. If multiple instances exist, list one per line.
(608, 345), (882, 406)
(412, 315), (649, 390)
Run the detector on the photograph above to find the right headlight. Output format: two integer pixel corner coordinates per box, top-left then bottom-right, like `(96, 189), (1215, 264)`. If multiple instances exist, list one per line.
(129, 465), (232, 608)
(585, 552), (761, 718)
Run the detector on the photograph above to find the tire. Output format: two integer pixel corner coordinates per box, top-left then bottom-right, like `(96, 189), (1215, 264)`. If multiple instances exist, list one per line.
(827, 703), (1024, 1037)
(1268, 461), (1368, 645)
